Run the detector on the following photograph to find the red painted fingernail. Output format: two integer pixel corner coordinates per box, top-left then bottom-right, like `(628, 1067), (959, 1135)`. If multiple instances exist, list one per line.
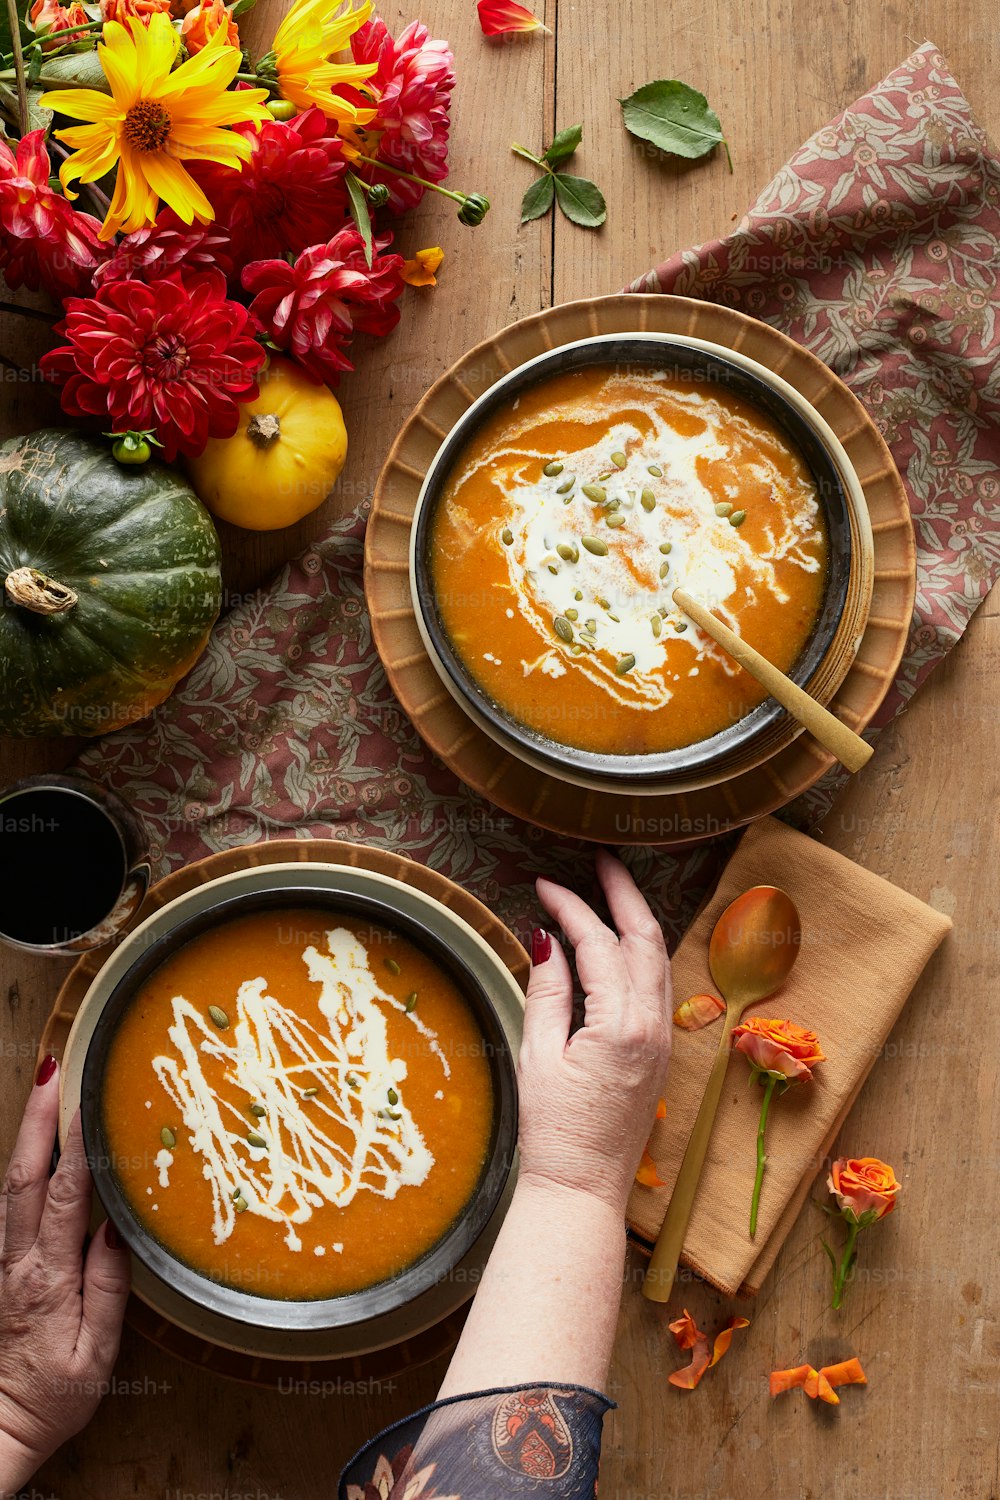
(35, 1054), (57, 1088)
(531, 928), (551, 966)
(105, 1221), (123, 1251)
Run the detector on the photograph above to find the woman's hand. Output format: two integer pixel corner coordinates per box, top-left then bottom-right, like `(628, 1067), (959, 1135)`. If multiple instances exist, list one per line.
(517, 850), (673, 1215)
(0, 1057), (130, 1493)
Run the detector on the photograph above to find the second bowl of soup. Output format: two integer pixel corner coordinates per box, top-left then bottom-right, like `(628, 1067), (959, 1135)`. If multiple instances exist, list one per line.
(411, 333), (871, 787)
(75, 867), (520, 1333)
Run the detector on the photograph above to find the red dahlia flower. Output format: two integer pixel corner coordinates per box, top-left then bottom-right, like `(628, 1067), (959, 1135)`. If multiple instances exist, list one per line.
(41, 269), (265, 461)
(188, 107), (349, 270)
(344, 18), (454, 213)
(0, 130), (109, 301)
(242, 227), (404, 386)
(94, 214), (234, 287)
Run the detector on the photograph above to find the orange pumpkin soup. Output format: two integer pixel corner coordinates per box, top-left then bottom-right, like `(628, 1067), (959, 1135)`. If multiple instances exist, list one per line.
(429, 364), (830, 755)
(101, 908), (494, 1299)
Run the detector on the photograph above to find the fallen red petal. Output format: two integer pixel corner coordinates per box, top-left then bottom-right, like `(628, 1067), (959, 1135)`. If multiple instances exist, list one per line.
(476, 0), (549, 34)
(668, 1311), (750, 1390)
(770, 1356), (867, 1402)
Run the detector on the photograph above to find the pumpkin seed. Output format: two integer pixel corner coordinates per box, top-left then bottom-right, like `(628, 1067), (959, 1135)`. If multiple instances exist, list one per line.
(606, 513), (626, 529)
(553, 615), (574, 643)
(582, 483), (606, 504)
(610, 451), (627, 469)
(640, 488), (656, 510)
(581, 535), (608, 556)
(234, 1195), (249, 1213)
(730, 509), (747, 527)
(647, 464), (663, 477)
(501, 527), (513, 546)
(659, 561), (671, 580)
(208, 1005), (229, 1030)
(556, 477), (575, 495)
(603, 496), (621, 511)
(607, 612), (621, 622)
(715, 502), (733, 518)
(160, 1127), (176, 1149)
(249, 1104), (266, 1118)
(565, 607), (579, 621)
(573, 589), (583, 601)
(651, 613), (662, 637)
(557, 542), (579, 563)
(596, 595), (611, 610)
(659, 541), (673, 554)
(231, 1187), (242, 1202)
(405, 991), (418, 1013)
(659, 605), (669, 618)
(547, 563), (559, 575)
(346, 1072), (359, 1090)
(379, 1109), (402, 1121)
(302, 1087), (319, 1098)
(384, 957), (401, 975)
(387, 1087), (399, 1105)
(675, 620), (688, 633)
(543, 461), (564, 476)
(247, 1131), (267, 1149)
(586, 618), (598, 632)
(616, 654), (636, 675)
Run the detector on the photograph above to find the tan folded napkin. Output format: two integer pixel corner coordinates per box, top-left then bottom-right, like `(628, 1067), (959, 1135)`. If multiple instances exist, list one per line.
(626, 816), (952, 1297)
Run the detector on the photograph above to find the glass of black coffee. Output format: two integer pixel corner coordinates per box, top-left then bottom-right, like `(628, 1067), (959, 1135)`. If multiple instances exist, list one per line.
(0, 774), (151, 954)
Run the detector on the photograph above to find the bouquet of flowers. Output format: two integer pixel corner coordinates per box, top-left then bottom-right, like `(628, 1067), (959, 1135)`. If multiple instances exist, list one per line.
(0, 0), (487, 502)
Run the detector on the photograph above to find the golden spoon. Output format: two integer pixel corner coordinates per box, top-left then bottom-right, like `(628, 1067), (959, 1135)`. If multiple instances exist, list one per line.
(671, 586), (873, 774)
(642, 884), (801, 1304)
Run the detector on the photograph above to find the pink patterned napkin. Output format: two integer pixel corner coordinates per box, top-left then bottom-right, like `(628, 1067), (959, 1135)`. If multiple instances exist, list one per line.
(77, 40), (1000, 953)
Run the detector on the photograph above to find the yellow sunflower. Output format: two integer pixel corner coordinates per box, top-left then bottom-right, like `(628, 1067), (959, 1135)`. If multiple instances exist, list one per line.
(271, 0), (378, 124)
(40, 13), (269, 240)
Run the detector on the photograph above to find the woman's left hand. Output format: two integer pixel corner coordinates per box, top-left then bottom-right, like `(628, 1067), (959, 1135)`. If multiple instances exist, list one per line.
(0, 1057), (130, 1492)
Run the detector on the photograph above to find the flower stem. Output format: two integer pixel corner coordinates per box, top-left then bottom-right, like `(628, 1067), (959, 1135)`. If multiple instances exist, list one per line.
(4, 0), (28, 137)
(348, 150), (465, 205)
(831, 1218), (861, 1310)
(749, 1074), (777, 1239)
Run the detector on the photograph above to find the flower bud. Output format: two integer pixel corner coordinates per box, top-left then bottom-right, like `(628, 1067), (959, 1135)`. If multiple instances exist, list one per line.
(457, 192), (490, 226)
(367, 182), (390, 208)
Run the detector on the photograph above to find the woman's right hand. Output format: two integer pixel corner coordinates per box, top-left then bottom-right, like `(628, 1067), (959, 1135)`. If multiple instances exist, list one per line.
(516, 849), (672, 1215)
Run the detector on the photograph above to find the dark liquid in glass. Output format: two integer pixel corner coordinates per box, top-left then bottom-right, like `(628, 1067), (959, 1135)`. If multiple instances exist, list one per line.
(0, 788), (126, 946)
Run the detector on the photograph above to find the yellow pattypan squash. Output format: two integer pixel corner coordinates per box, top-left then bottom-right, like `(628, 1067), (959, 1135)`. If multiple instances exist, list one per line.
(186, 357), (348, 531)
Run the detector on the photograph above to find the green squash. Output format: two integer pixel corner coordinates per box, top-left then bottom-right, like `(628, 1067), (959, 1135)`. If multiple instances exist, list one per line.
(0, 429), (222, 737)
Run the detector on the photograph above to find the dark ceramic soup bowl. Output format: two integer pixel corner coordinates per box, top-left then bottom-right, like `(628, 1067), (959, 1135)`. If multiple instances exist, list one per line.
(79, 881), (519, 1333)
(410, 333), (869, 788)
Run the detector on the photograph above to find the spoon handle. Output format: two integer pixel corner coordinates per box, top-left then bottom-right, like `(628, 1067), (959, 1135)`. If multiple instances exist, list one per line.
(671, 588), (873, 775)
(641, 1016), (736, 1303)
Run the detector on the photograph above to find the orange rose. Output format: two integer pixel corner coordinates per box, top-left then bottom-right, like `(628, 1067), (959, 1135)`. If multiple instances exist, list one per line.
(180, 0), (239, 53)
(828, 1156), (900, 1223)
(29, 0), (90, 47)
(100, 0), (172, 25)
(732, 1015), (825, 1083)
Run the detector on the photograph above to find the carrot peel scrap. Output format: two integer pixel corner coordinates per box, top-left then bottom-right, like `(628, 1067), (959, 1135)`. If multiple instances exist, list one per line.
(635, 1147), (665, 1188)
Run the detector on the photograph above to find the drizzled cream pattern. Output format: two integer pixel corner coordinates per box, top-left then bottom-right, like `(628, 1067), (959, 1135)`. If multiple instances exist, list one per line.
(152, 928), (447, 1253)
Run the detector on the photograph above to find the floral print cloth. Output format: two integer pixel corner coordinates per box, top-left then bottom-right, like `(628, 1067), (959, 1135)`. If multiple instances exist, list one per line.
(77, 39), (1000, 954)
(338, 1383), (613, 1499)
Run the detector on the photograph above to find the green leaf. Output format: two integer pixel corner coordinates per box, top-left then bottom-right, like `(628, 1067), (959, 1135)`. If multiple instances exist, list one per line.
(25, 84), (50, 133)
(38, 50), (109, 89)
(543, 122), (582, 166)
(345, 171), (373, 268)
(553, 172), (606, 229)
(620, 78), (724, 160)
(230, 0), (257, 16)
(520, 172), (554, 223)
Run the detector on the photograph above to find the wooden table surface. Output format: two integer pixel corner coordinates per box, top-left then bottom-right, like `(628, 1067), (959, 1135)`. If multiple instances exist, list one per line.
(2, 2), (998, 1496)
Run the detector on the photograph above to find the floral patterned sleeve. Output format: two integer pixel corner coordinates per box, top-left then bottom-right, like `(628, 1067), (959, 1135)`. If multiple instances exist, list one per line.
(339, 1382), (615, 1499)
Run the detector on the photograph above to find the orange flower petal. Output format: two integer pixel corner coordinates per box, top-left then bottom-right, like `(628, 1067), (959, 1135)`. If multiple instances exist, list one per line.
(668, 1311), (749, 1390)
(709, 1315), (750, 1368)
(655, 1096), (667, 1120)
(402, 245), (444, 287)
(476, 0), (549, 35)
(673, 992), (725, 1031)
(769, 1364), (814, 1397)
(770, 1357), (866, 1401)
(635, 1147), (665, 1189)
